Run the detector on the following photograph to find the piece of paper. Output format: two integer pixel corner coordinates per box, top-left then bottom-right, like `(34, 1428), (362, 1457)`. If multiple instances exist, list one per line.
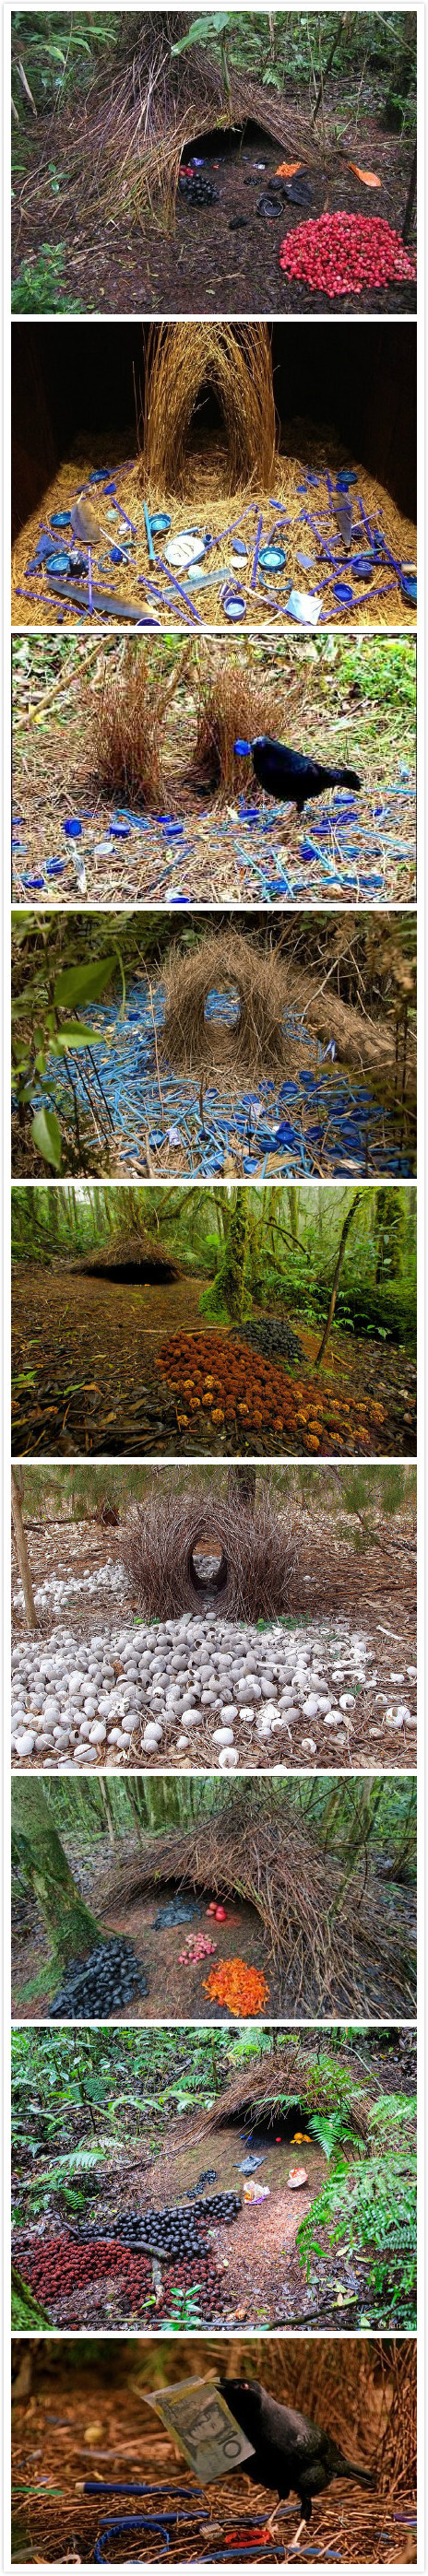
(141, 2377), (255, 2483)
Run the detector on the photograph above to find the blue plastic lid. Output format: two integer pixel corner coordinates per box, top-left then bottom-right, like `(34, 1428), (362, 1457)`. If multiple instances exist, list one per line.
(259, 544), (287, 571)
(50, 512), (72, 528)
(22, 874), (44, 889)
(149, 512), (172, 535)
(111, 822), (130, 838)
(45, 551), (71, 574)
(234, 739), (252, 755)
(63, 818), (82, 838)
(223, 594), (246, 619)
(46, 859), (65, 876)
(333, 582), (353, 604)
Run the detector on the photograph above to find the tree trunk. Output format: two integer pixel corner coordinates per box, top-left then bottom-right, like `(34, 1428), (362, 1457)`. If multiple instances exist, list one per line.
(11, 1469), (38, 1629)
(227, 1466), (256, 1513)
(315, 1192), (362, 1370)
(402, 140), (417, 242)
(221, 1194), (250, 1321)
(11, 1779), (104, 1970)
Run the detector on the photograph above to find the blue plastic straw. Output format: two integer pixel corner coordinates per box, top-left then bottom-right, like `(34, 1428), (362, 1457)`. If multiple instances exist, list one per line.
(155, 558), (203, 622)
(143, 500), (155, 564)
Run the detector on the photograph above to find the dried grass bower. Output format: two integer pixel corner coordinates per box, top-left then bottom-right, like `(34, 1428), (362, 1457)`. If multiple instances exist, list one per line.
(187, 653), (276, 797)
(92, 648), (165, 807)
(125, 1477), (295, 1620)
(140, 323), (277, 496)
(160, 931), (293, 1077)
(101, 1788), (415, 2017)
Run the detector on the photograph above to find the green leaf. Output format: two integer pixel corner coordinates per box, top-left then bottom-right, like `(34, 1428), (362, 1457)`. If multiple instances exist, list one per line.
(54, 957), (116, 1006)
(30, 1106), (62, 1170)
(54, 1022), (99, 1049)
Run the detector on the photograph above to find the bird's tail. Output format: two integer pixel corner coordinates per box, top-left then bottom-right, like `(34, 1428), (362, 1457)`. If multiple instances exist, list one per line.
(330, 765), (362, 791)
(336, 2456), (374, 2488)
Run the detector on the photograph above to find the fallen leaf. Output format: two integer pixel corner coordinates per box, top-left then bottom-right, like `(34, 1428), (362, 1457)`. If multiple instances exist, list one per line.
(276, 159), (302, 176)
(349, 163), (381, 186)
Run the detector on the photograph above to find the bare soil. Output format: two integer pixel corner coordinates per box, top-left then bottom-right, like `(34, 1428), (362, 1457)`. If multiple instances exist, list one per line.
(11, 1267), (417, 1459)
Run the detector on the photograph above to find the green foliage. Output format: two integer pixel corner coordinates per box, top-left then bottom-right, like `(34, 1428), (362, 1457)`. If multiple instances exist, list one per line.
(11, 244), (80, 312)
(296, 2091), (417, 2326)
(11, 934), (119, 1170)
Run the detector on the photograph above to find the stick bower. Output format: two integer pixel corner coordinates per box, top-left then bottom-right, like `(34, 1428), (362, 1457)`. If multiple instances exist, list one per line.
(125, 1478), (295, 1620)
(140, 323), (277, 496)
(160, 932), (299, 1076)
(99, 1788), (415, 2017)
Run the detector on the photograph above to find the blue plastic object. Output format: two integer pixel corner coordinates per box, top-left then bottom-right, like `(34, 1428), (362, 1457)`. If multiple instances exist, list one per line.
(63, 818), (82, 838)
(45, 550), (71, 574)
(46, 859), (65, 877)
(50, 512), (72, 528)
(234, 738), (252, 755)
(258, 544), (287, 572)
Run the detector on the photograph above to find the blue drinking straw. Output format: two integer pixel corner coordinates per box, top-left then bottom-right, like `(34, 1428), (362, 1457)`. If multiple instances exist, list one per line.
(143, 500), (155, 564)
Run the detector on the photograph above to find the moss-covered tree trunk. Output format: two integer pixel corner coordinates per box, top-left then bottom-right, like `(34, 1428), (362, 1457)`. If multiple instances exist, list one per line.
(221, 1194), (250, 1321)
(11, 2267), (51, 2328)
(11, 1779), (104, 1971)
(374, 1188), (406, 1282)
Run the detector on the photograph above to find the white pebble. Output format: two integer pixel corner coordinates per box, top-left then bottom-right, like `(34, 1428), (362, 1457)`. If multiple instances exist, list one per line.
(13, 1731), (35, 1759)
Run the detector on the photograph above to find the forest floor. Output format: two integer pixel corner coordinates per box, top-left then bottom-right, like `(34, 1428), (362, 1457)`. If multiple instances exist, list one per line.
(11, 1508), (417, 1773)
(11, 1843), (274, 2024)
(12, 641), (416, 908)
(11, 1268), (417, 1457)
(11, 1823), (416, 2027)
(11, 99), (417, 317)
(11, 2037), (415, 2335)
(10, 2361), (415, 2564)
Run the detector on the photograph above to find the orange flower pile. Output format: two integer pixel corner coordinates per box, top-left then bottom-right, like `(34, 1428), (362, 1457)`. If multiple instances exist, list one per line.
(202, 1958), (269, 2017)
(157, 1330), (386, 1455)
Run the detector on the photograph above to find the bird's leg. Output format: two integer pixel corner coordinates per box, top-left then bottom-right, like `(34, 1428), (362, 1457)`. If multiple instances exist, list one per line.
(290, 2517), (309, 2550)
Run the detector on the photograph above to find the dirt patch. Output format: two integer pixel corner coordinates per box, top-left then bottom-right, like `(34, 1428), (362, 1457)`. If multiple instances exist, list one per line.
(11, 1876), (273, 2025)
(11, 1270), (417, 1457)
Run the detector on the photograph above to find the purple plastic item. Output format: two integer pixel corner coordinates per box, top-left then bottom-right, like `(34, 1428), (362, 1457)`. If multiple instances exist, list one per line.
(156, 558), (203, 622)
(251, 513), (264, 590)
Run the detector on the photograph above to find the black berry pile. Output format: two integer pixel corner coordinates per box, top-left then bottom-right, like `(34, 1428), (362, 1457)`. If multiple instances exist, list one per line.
(50, 1938), (146, 2018)
(69, 2192), (241, 2257)
(232, 1317), (303, 1365)
(179, 171), (219, 206)
(153, 1899), (198, 1928)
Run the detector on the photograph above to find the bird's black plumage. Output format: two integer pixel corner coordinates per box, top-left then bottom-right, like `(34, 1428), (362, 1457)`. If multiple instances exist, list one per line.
(219, 2378), (374, 2523)
(248, 736), (361, 815)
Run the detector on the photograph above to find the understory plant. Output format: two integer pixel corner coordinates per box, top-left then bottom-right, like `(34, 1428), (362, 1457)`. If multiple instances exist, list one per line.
(297, 2092), (416, 2326)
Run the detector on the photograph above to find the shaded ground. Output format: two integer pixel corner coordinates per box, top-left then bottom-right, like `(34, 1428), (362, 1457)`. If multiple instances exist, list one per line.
(10, 2355), (416, 2564)
(12, 637), (416, 909)
(11, 1847), (274, 2025)
(11, 100), (417, 317)
(11, 1268), (417, 1457)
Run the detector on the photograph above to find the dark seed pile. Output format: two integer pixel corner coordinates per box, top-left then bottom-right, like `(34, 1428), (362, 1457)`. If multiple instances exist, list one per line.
(50, 1938), (146, 2018)
(153, 1899), (199, 1928)
(232, 1317), (303, 1365)
(179, 172), (219, 206)
(68, 2192), (242, 2253)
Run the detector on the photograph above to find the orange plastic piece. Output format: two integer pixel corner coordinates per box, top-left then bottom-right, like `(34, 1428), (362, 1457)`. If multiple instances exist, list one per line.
(276, 159), (302, 176)
(349, 163), (381, 186)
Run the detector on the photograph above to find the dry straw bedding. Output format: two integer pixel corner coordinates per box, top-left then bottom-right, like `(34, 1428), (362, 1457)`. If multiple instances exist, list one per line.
(99, 1794), (415, 2017)
(11, 425), (417, 631)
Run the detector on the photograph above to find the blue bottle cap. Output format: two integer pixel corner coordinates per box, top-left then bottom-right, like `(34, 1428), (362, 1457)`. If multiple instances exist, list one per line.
(221, 589), (246, 619)
(258, 545), (287, 571)
(63, 818), (82, 838)
(149, 512), (172, 535)
(50, 512), (72, 528)
(401, 573), (417, 604)
(333, 582), (353, 605)
(46, 859), (65, 876)
(45, 551), (71, 574)
(111, 822), (130, 838)
(22, 874), (45, 889)
(234, 739), (252, 756)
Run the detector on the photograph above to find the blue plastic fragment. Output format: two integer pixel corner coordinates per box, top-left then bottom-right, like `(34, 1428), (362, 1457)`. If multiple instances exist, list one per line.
(63, 818), (82, 838)
(22, 874), (45, 890)
(50, 512), (72, 528)
(46, 859), (65, 877)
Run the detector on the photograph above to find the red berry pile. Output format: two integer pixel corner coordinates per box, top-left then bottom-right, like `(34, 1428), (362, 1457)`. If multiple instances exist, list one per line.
(279, 212), (416, 298)
(16, 2229), (228, 2322)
